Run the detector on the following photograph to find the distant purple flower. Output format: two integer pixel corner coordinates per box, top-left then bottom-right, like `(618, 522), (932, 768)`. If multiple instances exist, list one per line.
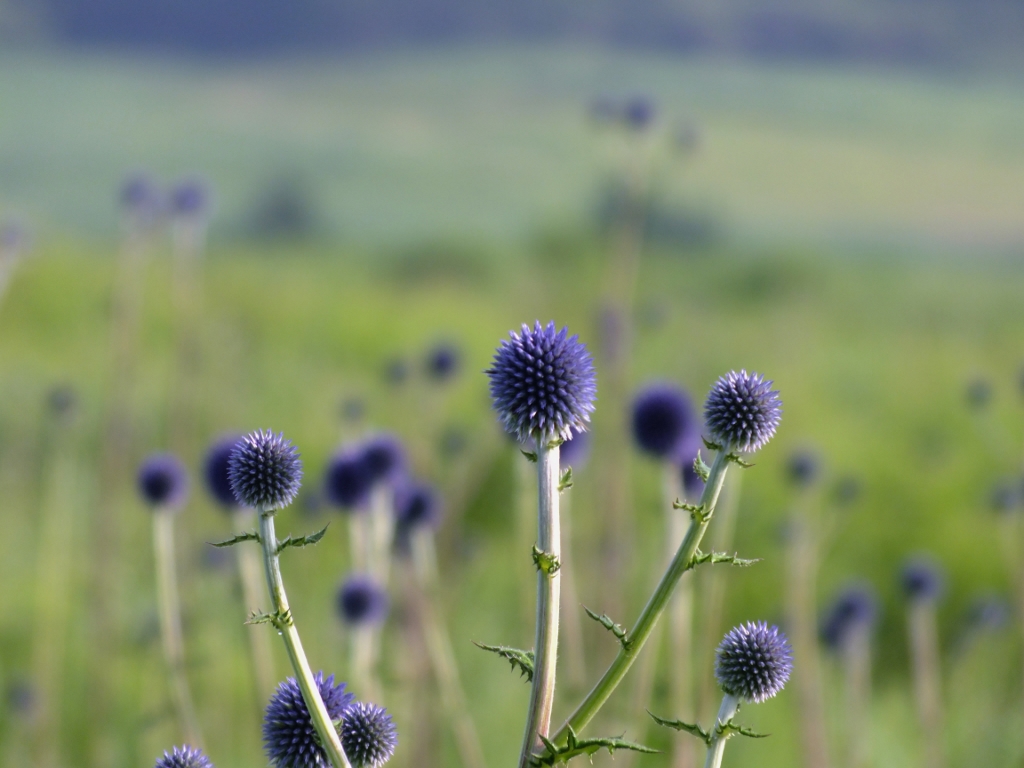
(990, 481), (1019, 514)
(337, 574), (389, 626)
(204, 435), (242, 509)
(487, 321), (597, 443)
(631, 382), (699, 459)
(324, 449), (374, 511)
(425, 342), (460, 382)
(901, 557), (944, 603)
(138, 453), (189, 510)
(623, 96), (655, 131)
(559, 426), (592, 471)
(263, 673), (354, 768)
(820, 584), (878, 651)
(120, 171), (163, 222)
(715, 621), (793, 703)
(704, 370), (782, 453)
(787, 450), (819, 486)
(384, 358), (409, 386)
(340, 702), (398, 768)
(47, 385), (77, 418)
(170, 176), (212, 218)
(833, 475), (862, 506)
(0, 218), (28, 253)
(362, 434), (406, 488)
(965, 378), (993, 409)
(964, 594), (1010, 632)
(395, 482), (441, 531)
(228, 430), (303, 511)
(154, 745), (214, 768)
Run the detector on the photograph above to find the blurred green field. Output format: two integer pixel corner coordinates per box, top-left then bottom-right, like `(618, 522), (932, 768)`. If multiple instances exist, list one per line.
(0, 228), (1023, 766)
(3, 46), (1024, 251)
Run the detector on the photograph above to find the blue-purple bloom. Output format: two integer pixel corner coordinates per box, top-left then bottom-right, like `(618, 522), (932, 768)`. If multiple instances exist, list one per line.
(0, 218), (28, 253)
(704, 370), (782, 453)
(623, 96), (655, 131)
(964, 595), (1010, 632)
(120, 171), (163, 221)
(337, 574), (389, 627)
(340, 702), (398, 768)
(631, 382), (699, 459)
(559, 426), (592, 471)
(990, 481), (1019, 514)
(204, 435), (242, 509)
(425, 342), (460, 381)
(901, 557), (944, 603)
(362, 434), (406, 487)
(324, 449), (374, 511)
(170, 176), (211, 218)
(154, 745), (214, 768)
(228, 430), (303, 511)
(138, 453), (189, 510)
(820, 584), (878, 651)
(487, 321), (597, 443)
(714, 621), (793, 703)
(787, 450), (819, 486)
(395, 482), (441, 531)
(263, 673), (354, 768)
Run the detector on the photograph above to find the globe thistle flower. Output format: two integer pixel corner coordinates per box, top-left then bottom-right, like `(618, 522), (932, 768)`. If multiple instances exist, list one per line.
(337, 574), (389, 627)
(714, 621), (793, 703)
(786, 449), (819, 487)
(204, 435), (242, 510)
(989, 481), (1019, 514)
(47, 385), (77, 419)
(425, 342), (460, 382)
(901, 557), (945, 603)
(394, 481), (441, 531)
(119, 171), (163, 222)
(623, 96), (655, 131)
(154, 745), (214, 768)
(263, 673), (354, 768)
(559, 426), (592, 471)
(631, 382), (699, 459)
(138, 454), (189, 510)
(228, 430), (303, 511)
(703, 370), (782, 453)
(820, 584), (878, 651)
(383, 358), (409, 386)
(965, 378), (993, 409)
(964, 595), (1010, 632)
(487, 321), (597, 443)
(340, 702), (398, 768)
(0, 218), (28, 253)
(170, 176), (212, 219)
(324, 449), (374, 511)
(361, 434), (406, 488)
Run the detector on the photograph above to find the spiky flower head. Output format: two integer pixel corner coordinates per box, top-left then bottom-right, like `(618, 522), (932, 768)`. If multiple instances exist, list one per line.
(820, 584), (878, 651)
(204, 435), (242, 510)
(228, 430), (303, 511)
(361, 434), (406, 488)
(395, 482), (441, 531)
(714, 621), (793, 703)
(341, 702), (398, 768)
(170, 176), (212, 218)
(263, 673), (354, 768)
(337, 574), (389, 627)
(901, 557), (944, 603)
(787, 450), (819, 487)
(425, 342), (460, 382)
(138, 454), (189, 510)
(487, 321), (597, 444)
(559, 426), (592, 471)
(631, 382), (699, 459)
(324, 449), (373, 511)
(703, 370), (782, 453)
(154, 745), (214, 768)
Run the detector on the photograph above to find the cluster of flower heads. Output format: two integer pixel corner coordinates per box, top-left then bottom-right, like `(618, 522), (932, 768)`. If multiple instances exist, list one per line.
(589, 94), (657, 131)
(263, 674), (396, 768)
(820, 584), (878, 651)
(119, 171), (213, 226)
(324, 434), (406, 512)
(714, 621), (793, 703)
(383, 341), (462, 387)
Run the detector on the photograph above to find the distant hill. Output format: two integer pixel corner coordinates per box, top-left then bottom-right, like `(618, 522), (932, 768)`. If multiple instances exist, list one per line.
(17, 0), (1024, 69)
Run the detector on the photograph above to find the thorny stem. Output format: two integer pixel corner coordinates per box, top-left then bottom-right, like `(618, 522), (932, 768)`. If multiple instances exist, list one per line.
(551, 448), (730, 747)
(258, 507), (353, 768)
(518, 439), (561, 768)
(703, 694), (740, 768)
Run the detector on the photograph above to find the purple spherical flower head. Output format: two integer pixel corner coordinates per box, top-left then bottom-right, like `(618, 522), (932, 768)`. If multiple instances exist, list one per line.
(337, 574), (389, 627)
(361, 434), (406, 488)
(395, 481), (441, 530)
(990, 481), (1019, 514)
(138, 453), (189, 510)
(324, 449), (374, 511)
(170, 176), (212, 218)
(120, 171), (163, 220)
(0, 218), (28, 252)
(487, 321), (597, 444)
(704, 370), (782, 453)
(559, 426), (592, 471)
(820, 583), (878, 651)
(623, 96), (655, 131)
(204, 435), (242, 510)
(631, 382), (699, 459)
(228, 430), (303, 511)
(263, 673), (354, 768)
(715, 621), (793, 703)
(154, 745), (214, 768)
(787, 450), (819, 487)
(340, 701), (398, 768)
(901, 556), (944, 603)
(425, 342), (460, 382)
(965, 594), (1010, 632)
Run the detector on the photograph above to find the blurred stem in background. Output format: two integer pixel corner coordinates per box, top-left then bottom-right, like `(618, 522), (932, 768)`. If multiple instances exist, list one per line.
(559, 489), (587, 690)
(232, 507), (277, 705)
(0, 219), (28, 307)
(842, 623), (872, 768)
(904, 573), (945, 768)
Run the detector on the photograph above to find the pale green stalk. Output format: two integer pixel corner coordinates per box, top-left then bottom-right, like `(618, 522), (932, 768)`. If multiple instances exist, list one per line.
(551, 448), (730, 746)
(844, 627), (872, 768)
(258, 507), (353, 768)
(908, 601), (944, 768)
(560, 491), (587, 689)
(518, 439), (562, 768)
(232, 508), (277, 704)
(152, 510), (203, 746)
(703, 694), (740, 768)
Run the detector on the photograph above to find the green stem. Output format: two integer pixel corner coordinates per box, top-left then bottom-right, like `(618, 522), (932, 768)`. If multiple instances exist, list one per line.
(551, 448), (730, 746)
(703, 694), (740, 768)
(232, 508), (277, 705)
(258, 508), (352, 768)
(518, 440), (562, 768)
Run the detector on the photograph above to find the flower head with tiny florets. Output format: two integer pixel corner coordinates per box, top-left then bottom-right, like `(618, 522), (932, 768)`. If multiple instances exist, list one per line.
(340, 702), (398, 768)
(704, 370), (782, 453)
(263, 673), (354, 768)
(138, 454), (189, 510)
(361, 434), (406, 488)
(487, 321), (596, 443)
(337, 574), (389, 627)
(154, 745), (214, 768)
(715, 621), (793, 703)
(228, 430), (303, 511)
(204, 435), (242, 510)
(631, 382), (699, 459)
(324, 449), (374, 511)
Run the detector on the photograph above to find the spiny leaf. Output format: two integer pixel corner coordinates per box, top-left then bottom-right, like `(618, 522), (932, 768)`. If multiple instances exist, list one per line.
(727, 452), (754, 468)
(473, 642), (534, 682)
(720, 720), (769, 740)
(558, 467), (573, 492)
(211, 530), (261, 547)
(521, 450), (538, 463)
(584, 606), (630, 649)
(688, 550), (760, 570)
(533, 546), (561, 575)
(532, 727), (658, 765)
(276, 524), (329, 554)
(648, 711), (712, 745)
(246, 609), (291, 629)
(693, 451), (710, 482)
(702, 436), (722, 452)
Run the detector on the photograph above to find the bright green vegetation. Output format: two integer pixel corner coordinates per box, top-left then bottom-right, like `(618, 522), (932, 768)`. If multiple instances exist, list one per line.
(0, 234), (1021, 767)
(2, 46), (1024, 251)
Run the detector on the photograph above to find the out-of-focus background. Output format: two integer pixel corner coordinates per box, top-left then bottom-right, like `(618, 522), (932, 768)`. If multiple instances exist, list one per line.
(1, 2), (1023, 767)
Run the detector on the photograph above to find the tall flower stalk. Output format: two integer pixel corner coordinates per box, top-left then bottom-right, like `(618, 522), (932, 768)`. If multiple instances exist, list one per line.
(902, 558), (946, 768)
